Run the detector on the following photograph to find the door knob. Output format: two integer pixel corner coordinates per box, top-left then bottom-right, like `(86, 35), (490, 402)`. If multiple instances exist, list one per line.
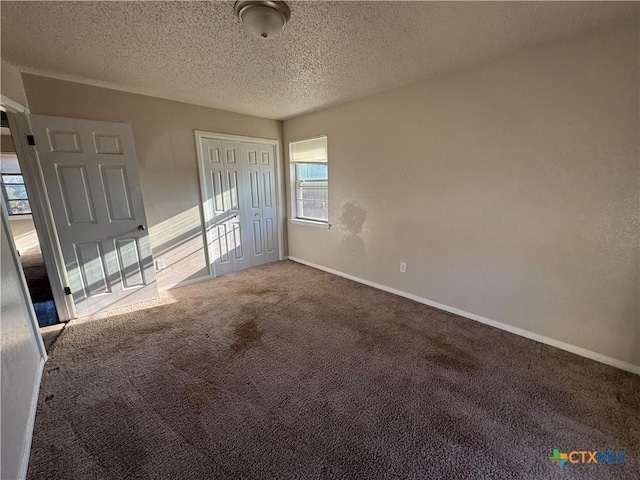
(138, 225), (146, 231)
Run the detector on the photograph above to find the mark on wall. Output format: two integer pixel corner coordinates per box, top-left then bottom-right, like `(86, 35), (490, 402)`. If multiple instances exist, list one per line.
(340, 202), (367, 254)
(340, 202), (367, 235)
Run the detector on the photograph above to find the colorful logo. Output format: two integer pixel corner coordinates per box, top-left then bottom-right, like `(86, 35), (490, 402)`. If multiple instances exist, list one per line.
(549, 448), (568, 467)
(549, 448), (626, 468)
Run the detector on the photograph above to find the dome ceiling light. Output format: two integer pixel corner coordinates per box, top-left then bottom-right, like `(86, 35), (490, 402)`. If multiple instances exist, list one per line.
(234, 1), (291, 39)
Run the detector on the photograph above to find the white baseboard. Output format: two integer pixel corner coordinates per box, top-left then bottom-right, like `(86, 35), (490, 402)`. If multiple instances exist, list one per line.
(21, 356), (45, 479)
(287, 256), (640, 375)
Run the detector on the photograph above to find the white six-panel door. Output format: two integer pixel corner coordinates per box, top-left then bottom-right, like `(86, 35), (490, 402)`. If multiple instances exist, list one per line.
(200, 138), (251, 276)
(29, 115), (158, 317)
(197, 133), (280, 277)
(242, 142), (279, 267)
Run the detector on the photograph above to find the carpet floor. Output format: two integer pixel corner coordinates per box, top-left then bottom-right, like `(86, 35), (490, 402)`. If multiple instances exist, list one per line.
(20, 246), (54, 303)
(28, 261), (639, 479)
(20, 246), (60, 328)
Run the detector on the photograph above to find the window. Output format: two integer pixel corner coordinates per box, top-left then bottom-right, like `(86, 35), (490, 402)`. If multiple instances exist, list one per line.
(290, 136), (328, 223)
(1, 154), (32, 215)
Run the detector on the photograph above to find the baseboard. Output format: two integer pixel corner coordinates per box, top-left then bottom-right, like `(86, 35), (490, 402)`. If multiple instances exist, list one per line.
(287, 257), (640, 376)
(20, 356), (46, 479)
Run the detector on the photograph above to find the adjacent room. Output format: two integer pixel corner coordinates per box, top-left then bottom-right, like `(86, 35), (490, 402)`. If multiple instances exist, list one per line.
(0, 1), (638, 479)
(1, 112), (62, 340)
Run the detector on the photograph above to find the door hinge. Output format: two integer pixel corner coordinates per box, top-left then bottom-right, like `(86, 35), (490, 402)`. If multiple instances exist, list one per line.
(64, 286), (72, 295)
(26, 135), (36, 146)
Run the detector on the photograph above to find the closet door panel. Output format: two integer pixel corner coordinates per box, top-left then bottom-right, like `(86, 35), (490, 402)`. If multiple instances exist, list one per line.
(242, 142), (266, 267)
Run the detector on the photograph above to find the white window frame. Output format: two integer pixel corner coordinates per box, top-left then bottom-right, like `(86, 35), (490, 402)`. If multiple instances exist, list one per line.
(289, 136), (329, 228)
(1, 171), (33, 216)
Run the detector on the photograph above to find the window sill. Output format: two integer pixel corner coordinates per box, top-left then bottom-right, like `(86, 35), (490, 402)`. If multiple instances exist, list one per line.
(289, 218), (330, 229)
(8, 214), (33, 221)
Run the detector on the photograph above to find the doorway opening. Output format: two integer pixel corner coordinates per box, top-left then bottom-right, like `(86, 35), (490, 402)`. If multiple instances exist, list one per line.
(1, 109), (63, 348)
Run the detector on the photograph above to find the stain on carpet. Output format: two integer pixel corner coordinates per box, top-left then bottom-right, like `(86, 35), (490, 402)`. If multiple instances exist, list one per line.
(72, 398), (149, 478)
(231, 317), (263, 354)
(395, 322), (478, 368)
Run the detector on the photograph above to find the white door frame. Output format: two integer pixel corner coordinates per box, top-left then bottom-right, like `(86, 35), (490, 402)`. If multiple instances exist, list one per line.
(1, 187), (47, 480)
(2, 95), (76, 320)
(0, 191), (47, 361)
(195, 130), (285, 277)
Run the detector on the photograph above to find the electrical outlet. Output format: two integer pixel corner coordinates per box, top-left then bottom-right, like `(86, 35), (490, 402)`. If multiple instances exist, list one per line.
(400, 262), (407, 273)
(155, 258), (166, 270)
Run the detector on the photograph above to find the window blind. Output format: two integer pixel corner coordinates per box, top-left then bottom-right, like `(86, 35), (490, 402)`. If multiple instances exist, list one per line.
(290, 136), (327, 163)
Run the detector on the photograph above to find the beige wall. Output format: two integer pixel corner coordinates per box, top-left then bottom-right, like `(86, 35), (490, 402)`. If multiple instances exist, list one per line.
(9, 217), (39, 252)
(284, 22), (640, 367)
(1, 59), (29, 107)
(1, 134), (16, 152)
(23, 75), (282, 288)
(1, 209), (44, 480)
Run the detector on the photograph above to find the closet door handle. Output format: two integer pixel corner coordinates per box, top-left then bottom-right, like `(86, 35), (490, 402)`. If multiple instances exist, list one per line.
(138, 224), (146, 231)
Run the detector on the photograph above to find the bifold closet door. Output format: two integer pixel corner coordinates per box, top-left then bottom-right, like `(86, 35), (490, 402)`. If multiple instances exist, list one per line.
(201, 139), (250, 276)
(241, 142), (279, 267)
(199, 135), (279, 277)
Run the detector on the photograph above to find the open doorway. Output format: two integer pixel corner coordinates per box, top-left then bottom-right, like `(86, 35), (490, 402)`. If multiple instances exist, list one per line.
(1, 108), (64, 349)
(3, 105), (160, 330)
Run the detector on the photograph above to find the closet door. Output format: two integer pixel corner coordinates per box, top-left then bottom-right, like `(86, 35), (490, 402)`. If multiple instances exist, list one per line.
(221, 141), (250, 271)
(256, 143), (279, 264)
(241, 142), (278, 267)
(201, 139), (248, 276)
(197, 133), (280, 278)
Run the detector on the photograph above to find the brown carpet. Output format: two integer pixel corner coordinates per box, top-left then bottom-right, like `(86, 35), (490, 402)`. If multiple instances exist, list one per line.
(20, 246), (60, 328)
(20, 246), (53, 303)
(28, 261), (639, 479)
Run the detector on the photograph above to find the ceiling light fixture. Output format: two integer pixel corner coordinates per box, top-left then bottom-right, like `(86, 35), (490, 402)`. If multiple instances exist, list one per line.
(234, 1), (291, 39)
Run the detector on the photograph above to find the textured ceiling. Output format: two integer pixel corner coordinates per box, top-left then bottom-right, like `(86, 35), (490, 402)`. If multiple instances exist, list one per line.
(1, 1), (638, 120)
